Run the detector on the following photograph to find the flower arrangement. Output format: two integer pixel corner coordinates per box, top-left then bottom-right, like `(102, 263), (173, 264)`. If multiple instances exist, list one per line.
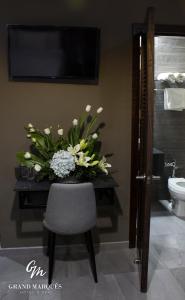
(16, 105), (111, 181)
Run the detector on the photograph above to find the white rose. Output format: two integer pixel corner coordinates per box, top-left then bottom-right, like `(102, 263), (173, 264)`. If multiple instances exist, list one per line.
(58, 128), (64, 136)
(92, 133), (98, 139)
(44, 128), (50, 135)
(34, 164), (42, 172)
(97, 107), (103, 114)
(85, 105), (91, 112)
(29, 128), (35, 132)
(24, 152), (31, 159)
(28, 123), (33, 128)
(72, 119), (78, 126)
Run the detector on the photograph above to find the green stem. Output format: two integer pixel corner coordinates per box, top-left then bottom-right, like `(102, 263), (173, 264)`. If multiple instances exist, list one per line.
(79, 112), (87, 127)
(84, 115), (97, 140)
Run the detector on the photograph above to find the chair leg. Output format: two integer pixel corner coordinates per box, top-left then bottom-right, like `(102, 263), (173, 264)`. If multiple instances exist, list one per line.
(48, 231), (56, 285)
(85, 230), (98, 283)
(46, 232), (50, 256)
(84, 232), (90, 253)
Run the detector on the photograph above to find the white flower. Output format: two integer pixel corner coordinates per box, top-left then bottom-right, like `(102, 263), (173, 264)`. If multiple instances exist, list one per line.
(72, 119), (78, 126)
(79, 139), (87, 150)
(92, 133), (98, 139)
(75, 152), (98, 168)
(32, 138), (36, 143)
(67, 144), (81, 156)
(44, 128), (51, 135)
(27, 134), (31, 138)
(50, 150), (75, 178)
(24, 152), (31, 159)
(76, 152), (92, 168)
(28, 123), (33, 128)
(57, 128), (64, 136)
(85, 105), (91, 112)
(34, 164), (42, 172)
(98, 156), (111, 175)
(97, 107), (103, 114)
(29, 128), (35, 132)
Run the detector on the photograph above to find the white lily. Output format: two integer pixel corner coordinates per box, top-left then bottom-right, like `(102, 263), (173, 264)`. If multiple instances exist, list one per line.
(75, 152), (99, 168)
(67, 144), (81, 156)
(68, 140), (88, 156)
(98, 156), (111, 174)
(80, 139), (87, 150)
(76, 152), (92, 167)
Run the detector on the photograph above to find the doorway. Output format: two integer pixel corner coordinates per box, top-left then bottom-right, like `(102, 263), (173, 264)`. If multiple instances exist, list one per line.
(129, 16), (185, 292)
(150, 33), (185, 283)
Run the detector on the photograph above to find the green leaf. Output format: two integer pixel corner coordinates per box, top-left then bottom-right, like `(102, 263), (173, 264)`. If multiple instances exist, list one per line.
(31, 132), (46, 148)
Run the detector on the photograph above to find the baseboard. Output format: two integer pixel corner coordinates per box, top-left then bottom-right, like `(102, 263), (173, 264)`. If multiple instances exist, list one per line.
(0, 241), (129, 256)
(99, 240), (129, 251)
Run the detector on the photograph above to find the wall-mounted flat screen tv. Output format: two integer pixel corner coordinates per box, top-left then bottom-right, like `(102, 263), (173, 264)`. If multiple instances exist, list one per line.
(8, 25), (100, 84)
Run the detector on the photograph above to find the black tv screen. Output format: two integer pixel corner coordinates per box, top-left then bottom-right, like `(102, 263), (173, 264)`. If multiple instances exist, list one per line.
(8, 25), (100, 84)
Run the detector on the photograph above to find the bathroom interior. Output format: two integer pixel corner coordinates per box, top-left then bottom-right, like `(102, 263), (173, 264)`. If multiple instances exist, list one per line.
(150, 35), (185, 268)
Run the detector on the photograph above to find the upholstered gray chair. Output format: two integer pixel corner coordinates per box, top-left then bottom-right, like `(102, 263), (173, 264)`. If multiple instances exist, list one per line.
(43, 182), (97, 285)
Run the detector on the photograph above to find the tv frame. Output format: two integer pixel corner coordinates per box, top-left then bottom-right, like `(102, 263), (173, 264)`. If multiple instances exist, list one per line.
(7, 25), (100, 85)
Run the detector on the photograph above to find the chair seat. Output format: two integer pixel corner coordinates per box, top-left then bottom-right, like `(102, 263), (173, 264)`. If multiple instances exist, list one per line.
(43, 219), (95, 235)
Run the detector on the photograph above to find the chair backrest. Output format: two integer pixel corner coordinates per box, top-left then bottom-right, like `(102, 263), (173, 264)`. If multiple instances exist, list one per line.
(44, 182), (96, 235)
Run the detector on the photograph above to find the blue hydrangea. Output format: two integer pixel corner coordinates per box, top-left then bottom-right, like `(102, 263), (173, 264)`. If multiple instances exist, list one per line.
(50, 150), (75, 178)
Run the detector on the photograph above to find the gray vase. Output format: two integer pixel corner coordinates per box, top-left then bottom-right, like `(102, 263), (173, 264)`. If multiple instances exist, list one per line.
(57, 176), (81, 184)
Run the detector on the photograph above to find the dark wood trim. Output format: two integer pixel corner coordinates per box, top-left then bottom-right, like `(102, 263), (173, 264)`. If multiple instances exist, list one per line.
(133, 23), (185, 37)
(140, 7), (155, 293)
(129, 30), (140, 248)
(136, 32), (147, 267)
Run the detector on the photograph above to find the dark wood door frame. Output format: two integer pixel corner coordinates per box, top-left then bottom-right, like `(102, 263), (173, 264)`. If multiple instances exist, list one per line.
(129, 7), (155, 293)
(129, 23), (185, 249)
(129, 20), (185, 292)
(129, 30), (140, 249)
(140, 8), (155, 292)
(133, 23), (185, 36)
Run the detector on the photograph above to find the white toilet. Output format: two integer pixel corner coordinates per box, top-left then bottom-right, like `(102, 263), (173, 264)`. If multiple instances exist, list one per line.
(168, 178), (185, 217)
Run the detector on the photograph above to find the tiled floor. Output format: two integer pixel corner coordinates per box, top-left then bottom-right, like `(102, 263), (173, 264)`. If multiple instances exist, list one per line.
(1, 212), (185, 299)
